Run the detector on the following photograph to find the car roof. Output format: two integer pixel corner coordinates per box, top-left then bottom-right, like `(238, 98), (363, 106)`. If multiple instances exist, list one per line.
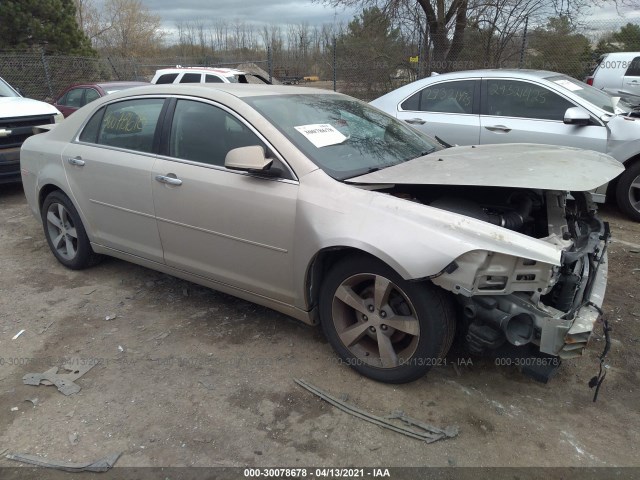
(425, 69), (563, 80)
(105, 83), (342, 100)
(62, 81), (149, 89)
(97, 81), (149, 88)
(154, 67), (246, 76)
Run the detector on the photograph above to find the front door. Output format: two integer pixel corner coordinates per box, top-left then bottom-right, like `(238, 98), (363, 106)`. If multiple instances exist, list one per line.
(479, 78), (607, 153)
(152, 98), (298, 303)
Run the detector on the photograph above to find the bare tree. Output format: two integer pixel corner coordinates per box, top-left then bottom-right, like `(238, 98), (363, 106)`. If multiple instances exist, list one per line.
(89, 0), (165, 57)
(318, 0), (640, 70)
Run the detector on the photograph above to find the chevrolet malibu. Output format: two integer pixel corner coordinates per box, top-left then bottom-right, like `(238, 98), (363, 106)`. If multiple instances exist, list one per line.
(20, 84), (623, 383)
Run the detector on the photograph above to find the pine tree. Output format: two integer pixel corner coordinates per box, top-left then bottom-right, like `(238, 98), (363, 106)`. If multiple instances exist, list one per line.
(0, 0), (95, 55)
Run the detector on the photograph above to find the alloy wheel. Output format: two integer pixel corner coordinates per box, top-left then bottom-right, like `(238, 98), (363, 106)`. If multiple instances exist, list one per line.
(331, 273), (421, 369)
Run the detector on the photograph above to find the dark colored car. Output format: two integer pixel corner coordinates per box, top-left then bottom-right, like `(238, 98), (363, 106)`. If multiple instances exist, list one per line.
(53, 81), (148, 117)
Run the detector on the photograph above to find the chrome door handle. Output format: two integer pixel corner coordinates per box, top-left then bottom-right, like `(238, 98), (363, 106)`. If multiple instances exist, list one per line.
(67, 156), (85, 166)
(405, 118), (426, 125)
(484, 125), (511, 133)
(155, 174), (183, 186)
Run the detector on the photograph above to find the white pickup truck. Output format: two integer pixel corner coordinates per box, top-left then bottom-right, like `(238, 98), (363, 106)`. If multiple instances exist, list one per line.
(0, 76), (63, 183)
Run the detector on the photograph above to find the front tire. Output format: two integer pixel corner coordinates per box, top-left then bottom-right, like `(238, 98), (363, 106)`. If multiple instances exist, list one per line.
(616, 161), (640, 222)
(41, 191), (101, 270)
(319, 256), (456, 383)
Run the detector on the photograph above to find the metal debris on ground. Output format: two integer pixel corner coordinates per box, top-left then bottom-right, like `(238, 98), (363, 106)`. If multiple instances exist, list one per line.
(105, 314), (117, 321)
(11, 329), (25, 340)
(39, 319), (55, 334)
(294, 378), (458, 443)
(23, 358), (96, 396)
(6, 452), (121, 472)
(386, 410), (459, 438)
(24, 397), (39, 407)
(10, 407), (18, 412)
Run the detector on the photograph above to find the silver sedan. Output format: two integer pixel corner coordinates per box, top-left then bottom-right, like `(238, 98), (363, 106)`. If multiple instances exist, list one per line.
(21, 84), (622, 383)
(371, 69), (640, 222)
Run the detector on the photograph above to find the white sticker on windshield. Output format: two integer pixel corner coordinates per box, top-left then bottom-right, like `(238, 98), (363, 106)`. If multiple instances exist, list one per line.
(294, 124), (347, 148)
(554, 79), (583, 91)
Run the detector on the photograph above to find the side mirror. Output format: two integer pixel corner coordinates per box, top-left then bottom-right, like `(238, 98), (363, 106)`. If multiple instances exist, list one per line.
(225, 146), (272, 172)
(563, 107), (591, 126)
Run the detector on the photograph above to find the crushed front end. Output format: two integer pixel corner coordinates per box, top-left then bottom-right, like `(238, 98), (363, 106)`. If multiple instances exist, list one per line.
(429, 189), (609, 359)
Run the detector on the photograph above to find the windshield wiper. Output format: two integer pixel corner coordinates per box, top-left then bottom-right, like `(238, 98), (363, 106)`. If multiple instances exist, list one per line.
(435, 136), (453, 148)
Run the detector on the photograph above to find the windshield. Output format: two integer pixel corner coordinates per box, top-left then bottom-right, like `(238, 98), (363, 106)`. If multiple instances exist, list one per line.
(0, 77), (20, 97)
(245, 94), (440, 180)
(546, 74), (632, 115)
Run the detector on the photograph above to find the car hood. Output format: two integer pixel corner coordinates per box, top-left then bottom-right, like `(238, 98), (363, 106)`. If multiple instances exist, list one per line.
(347, 143), (624, 191)
(0, 96), (60, 117)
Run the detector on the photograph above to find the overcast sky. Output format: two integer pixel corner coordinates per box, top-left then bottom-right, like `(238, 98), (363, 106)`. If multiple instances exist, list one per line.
(136, 0), (639, 41)
(140, 0), (357, 35)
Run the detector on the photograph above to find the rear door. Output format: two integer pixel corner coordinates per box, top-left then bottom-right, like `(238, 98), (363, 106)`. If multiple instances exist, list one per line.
(62, 97), (166, 262)
(479, 78), (607, 152)
(396, 79), (480, 145)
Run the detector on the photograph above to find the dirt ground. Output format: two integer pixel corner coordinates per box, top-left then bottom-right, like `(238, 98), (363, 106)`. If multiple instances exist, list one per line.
(0, 182), (639, 471)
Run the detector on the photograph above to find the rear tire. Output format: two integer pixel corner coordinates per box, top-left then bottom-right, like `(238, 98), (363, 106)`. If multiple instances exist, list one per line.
(41, 191), (102, 270)
(319, 255), (456, 383)
(616, 161), (640, 222)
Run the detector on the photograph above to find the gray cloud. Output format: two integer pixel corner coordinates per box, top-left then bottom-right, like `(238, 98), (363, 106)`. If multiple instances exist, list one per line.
(140, 0), (357, 32)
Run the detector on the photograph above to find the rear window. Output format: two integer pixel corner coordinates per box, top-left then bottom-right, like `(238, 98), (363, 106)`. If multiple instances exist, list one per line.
(589, 55), (605, 76)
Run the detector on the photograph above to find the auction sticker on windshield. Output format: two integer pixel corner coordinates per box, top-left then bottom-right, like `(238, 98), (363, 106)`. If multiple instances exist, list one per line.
(294, 124), (347, 148)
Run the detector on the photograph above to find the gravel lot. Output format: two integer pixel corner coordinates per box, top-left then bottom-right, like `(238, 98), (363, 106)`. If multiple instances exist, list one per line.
(0, 182), (639, 472)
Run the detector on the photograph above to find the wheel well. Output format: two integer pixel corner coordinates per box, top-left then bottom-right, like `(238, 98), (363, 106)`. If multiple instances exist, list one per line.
(609, 154), (640, 200)
(305, 247), (384, 317)
(38, 184), (62, 212)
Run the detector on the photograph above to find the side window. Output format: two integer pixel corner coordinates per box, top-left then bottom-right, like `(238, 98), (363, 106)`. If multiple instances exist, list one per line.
(57, 92), (68, 105)
(156, 73), (178, 84)
(96, 98), (164, 153)
(205, 75), (223, 83)
(63, 88), (84, 107)
(169, 99), (265, 167)
(625, 57), (640, 77)
(79, 107), (105, 143)
(180, 73), (202, 83)
(400, 91), (421, 111)
(85, 88), (100, 104)
(416, 80), (475, 114)
(485, 80), (573, 121)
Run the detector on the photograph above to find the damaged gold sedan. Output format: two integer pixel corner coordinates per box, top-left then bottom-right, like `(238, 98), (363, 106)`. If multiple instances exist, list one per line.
(20, 84), (623, 383)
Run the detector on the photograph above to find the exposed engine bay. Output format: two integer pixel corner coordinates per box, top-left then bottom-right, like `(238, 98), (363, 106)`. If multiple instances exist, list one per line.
(377, 184), (610, 360)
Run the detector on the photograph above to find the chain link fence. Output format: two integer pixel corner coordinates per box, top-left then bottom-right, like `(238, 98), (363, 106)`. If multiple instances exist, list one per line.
(1, 18), (638, 103)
